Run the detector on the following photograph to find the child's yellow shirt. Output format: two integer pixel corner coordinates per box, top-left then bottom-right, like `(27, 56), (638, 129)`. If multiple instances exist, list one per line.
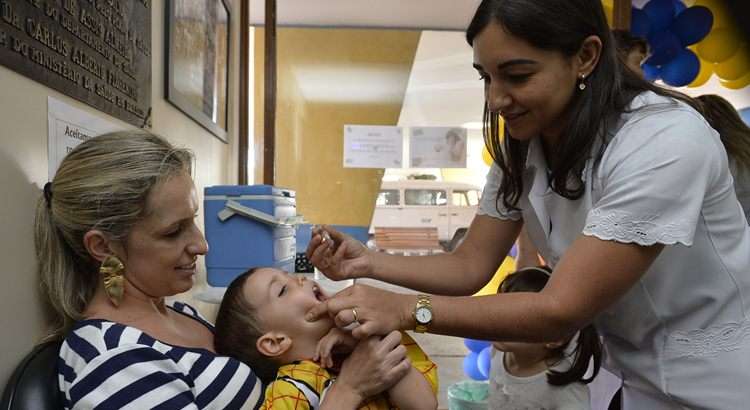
(260, 333), (438, 410)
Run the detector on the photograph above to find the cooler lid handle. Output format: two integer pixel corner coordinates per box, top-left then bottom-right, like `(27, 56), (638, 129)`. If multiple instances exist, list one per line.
(218, 200), (303, 227)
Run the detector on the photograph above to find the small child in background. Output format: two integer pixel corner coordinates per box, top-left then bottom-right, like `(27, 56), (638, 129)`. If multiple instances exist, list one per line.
(490, 266), (601, 410)
(214, 267), (438, 410)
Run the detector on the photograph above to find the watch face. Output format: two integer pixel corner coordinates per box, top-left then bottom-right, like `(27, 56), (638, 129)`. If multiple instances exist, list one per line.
(416, 307), (432, 324)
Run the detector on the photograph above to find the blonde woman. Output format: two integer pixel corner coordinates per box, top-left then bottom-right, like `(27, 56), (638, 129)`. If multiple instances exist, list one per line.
(39, 132), (407, 409)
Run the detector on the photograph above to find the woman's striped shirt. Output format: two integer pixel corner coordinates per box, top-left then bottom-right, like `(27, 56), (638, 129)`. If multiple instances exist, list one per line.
(58, 301), (262, 409)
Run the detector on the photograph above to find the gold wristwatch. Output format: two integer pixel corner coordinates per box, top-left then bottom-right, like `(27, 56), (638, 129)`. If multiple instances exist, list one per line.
(413, 294), (433, 333)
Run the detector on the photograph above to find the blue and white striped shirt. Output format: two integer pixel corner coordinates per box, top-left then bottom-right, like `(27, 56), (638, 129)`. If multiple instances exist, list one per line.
(58, 302), (262, 409)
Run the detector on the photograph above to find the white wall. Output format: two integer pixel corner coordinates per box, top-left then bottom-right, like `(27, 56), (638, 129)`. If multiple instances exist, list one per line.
(0, 0), (246, 387)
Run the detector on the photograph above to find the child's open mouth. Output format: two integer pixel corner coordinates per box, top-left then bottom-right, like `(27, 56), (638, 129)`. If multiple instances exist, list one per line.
(312, 284), (327, 302)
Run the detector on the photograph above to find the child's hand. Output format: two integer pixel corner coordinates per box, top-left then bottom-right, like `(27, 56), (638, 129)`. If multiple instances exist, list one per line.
(314, 327), (357, 369)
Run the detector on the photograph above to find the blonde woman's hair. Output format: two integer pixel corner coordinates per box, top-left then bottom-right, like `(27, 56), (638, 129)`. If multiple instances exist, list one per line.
(35, 131), (194, 339)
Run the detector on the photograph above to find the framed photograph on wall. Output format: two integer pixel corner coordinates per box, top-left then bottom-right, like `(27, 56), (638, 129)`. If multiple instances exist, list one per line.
(166, 0), (231, 142)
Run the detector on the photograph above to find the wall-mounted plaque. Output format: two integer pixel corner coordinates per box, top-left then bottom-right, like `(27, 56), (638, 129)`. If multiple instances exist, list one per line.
(0, 0), (151, 127)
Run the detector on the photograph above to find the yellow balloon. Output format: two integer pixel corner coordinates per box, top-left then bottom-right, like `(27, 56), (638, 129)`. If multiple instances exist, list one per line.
(474, 256), (516, 296)
(720, 72), (750, 90)
(688, 57), (713, 87)
(600, 0), (613, 8)
(714, 44), (750, 81)
(482, 146), (494, 166)
(603, 4), (613, 28)
(481, 117), (505, 166)
(493, 116), (506, 143)
(697, 28), (741, 63)
(694, 0), (731, 28)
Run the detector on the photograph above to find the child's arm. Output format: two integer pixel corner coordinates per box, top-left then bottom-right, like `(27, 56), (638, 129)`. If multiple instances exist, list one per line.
(386, 365), (438, 410)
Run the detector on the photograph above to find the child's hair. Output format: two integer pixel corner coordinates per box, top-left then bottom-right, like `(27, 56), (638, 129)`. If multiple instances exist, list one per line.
(611, 29), (648, 57)
(499, 266), (602, 386)
(214, 268), (280, 383)
(696, 94), (750, 170)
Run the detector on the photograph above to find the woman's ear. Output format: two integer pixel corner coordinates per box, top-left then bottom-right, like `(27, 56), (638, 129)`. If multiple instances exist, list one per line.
(83, 230), (115, 263)
(257, 332), (293, 357)
(576, 35), (603, 78)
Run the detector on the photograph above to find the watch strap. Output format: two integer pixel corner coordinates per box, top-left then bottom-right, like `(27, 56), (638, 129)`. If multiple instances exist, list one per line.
(414, 294), (432, 333)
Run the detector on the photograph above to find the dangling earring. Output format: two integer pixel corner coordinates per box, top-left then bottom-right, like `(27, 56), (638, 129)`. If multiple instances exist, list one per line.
(578, 73), (587, 91)
(100, 255), (125, 307)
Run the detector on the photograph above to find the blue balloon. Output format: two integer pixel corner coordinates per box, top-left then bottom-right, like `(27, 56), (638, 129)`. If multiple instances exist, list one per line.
(463, 352), (487, 381)
(670, 6), (713, 46)
(661, 48), (700, 87)
(630, 8), (652, 39)
(642, 63), (662, 81)
(672, 0), (687, 16)
(644, 0), (677, 33)
(464, 338), (491, 353)
(478, 346), (493, 378)
(509, 243), (518, 259)
(647, 30), (682, 65)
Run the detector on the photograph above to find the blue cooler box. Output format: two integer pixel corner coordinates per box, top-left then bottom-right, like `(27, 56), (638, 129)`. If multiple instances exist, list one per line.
(204, 185), (300, 287)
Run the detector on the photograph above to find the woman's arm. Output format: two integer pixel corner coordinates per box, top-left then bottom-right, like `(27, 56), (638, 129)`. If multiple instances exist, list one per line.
(423, 235), (663, 342)
(310, 235), (662, 342)
(309, 215), (522, 296)
(369, 215), (521, 295)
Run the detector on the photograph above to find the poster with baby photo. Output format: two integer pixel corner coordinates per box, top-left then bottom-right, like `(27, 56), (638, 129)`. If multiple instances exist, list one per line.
(409, 127), (467, 168)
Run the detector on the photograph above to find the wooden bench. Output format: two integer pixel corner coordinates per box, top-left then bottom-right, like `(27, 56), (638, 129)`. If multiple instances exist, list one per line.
(373, 227), (443, 254)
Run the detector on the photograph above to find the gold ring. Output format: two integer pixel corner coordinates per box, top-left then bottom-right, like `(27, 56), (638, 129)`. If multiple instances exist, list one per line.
(351, 308), (359, 325)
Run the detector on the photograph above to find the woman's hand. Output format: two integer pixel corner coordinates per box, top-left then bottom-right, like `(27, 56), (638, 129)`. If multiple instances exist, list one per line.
(306, 284), (415, 339)
(306, 225), (373, 281)
(314, 327), (357, 369)
(335, 331), (411, 400)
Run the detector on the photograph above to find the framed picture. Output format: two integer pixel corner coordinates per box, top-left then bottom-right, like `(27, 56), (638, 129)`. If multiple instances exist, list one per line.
(166, 0), (231, 142)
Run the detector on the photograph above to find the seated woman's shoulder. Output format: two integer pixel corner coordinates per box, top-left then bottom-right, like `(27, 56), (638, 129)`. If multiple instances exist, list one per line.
(59, 318), (263, 409)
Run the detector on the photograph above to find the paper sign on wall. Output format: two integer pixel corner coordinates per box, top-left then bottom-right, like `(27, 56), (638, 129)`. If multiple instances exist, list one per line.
(343, 125), (403, 168)
(47, 97), (129, 180)
(409, 127), (467, 168)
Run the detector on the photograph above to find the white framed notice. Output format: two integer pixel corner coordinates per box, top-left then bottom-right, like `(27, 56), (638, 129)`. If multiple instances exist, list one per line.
(409, 127), (467, 168)
(343, 125), (403, 168)
(47, 97), (129, 180)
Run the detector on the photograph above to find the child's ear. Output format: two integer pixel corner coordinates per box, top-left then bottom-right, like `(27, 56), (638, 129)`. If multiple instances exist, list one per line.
(257, 331), (293, 357)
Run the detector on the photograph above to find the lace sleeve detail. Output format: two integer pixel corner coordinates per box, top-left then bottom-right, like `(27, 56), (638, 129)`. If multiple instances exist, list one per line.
(584, 104), (722, 249)
(583, 209), (693, 246)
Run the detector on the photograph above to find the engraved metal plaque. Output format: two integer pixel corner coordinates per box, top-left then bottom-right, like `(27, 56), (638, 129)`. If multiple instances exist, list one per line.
(0, 0), (151, 127)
